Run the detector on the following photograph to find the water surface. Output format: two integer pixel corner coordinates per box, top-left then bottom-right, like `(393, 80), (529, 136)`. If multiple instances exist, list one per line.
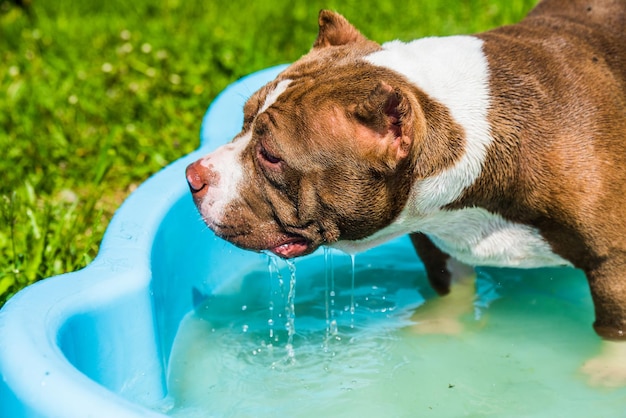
(164, 239), (626, 417)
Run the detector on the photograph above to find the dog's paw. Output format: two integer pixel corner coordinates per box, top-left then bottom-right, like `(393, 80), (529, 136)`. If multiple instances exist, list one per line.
(410, 264), (476, 335)
(581, 341), (626, 388)
(411, 315), (467, 335)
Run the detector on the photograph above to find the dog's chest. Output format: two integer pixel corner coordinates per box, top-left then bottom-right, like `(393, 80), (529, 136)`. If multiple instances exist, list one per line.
(420, 208), (571, 268)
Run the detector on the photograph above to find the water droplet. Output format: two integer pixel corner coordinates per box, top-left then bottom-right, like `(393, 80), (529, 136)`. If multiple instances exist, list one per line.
(329, 319), (338, 335)
(286, 343), (295, 360)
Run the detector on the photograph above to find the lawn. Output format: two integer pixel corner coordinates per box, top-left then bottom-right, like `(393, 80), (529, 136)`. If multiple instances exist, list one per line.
(0, 0), (537, 307)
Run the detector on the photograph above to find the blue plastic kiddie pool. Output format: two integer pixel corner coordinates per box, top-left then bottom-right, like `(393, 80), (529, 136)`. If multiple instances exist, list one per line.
(1, 65), (625, 418)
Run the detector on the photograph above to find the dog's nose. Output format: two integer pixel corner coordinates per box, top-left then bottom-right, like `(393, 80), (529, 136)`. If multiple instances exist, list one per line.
(185, 160), (211, 197)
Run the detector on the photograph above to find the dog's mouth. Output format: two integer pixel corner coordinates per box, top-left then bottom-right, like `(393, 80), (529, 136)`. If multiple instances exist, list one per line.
(269, 236), (312, 258)
(205, 219), (315, 259)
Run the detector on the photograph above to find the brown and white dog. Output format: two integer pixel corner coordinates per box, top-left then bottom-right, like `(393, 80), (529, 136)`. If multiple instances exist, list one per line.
(186, 0), (626, 341)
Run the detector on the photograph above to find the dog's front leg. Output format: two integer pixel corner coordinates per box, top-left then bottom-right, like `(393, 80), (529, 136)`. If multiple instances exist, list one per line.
(409, 232), (473, 296)
(408, 232), (477, 335)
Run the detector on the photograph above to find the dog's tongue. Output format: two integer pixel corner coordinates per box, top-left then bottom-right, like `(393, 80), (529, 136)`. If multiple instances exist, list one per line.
(271, 239), (310, 258)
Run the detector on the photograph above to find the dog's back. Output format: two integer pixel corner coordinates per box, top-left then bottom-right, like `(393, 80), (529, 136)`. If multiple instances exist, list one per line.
(526, 0), (626, 81)
(528, 0), (626, 36)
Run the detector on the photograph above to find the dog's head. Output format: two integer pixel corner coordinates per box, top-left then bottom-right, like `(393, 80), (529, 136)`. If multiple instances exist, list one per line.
(186, 11), (425, 258)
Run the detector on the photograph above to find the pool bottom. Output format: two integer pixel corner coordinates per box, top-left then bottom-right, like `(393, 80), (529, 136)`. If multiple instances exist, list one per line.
(162, 240), (626, 417)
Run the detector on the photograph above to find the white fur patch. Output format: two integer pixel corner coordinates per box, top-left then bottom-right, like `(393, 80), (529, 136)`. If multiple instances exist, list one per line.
(199, 132), (249, 221)
(365, 36), (491, 212)
(198, 79), (292, 222)
(334, 207), (570, 268)
(422, 208), (570, 268)
(259, 79), (292, 114)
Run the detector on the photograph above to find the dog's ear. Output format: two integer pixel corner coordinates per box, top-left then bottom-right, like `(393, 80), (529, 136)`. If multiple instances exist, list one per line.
(354, 82), (413, 162)
(314, 10), (368, 48)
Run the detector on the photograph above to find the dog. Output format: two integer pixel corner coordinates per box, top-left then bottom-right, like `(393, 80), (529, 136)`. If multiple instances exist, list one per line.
(186, 0), (626, 342)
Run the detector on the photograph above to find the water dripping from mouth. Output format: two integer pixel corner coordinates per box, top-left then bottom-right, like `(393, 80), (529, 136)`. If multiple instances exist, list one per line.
(284, 259), (297, 363)
(264, 250), (361, 364)
(349, 253), (356, 329)
(266, 255), (298, 364)
(266, 257), (279, 346)
(324, 248), (338, 350)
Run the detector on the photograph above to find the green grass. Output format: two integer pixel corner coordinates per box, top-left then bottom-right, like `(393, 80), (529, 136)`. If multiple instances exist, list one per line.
(0, 0), (537, 307)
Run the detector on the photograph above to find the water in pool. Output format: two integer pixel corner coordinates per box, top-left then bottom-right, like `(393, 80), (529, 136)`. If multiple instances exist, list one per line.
(164, 238), (626, 417)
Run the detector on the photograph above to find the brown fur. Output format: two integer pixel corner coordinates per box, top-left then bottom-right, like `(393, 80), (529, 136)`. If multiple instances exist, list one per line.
(446, 0), (626, 338)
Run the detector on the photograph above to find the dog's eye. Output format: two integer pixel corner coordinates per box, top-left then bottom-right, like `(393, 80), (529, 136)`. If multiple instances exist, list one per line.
(258, 146), (282, 165)
(254, 124), (266, 137)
